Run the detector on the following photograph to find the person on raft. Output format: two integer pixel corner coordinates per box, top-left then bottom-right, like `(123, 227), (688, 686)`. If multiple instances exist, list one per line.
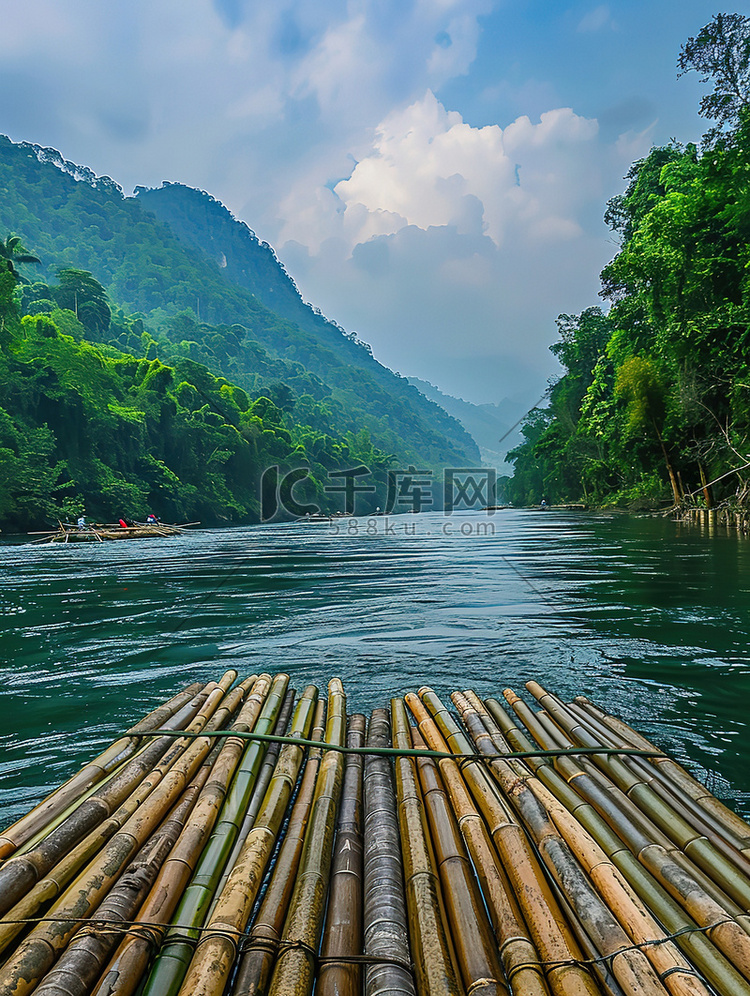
(118, 517), (135, 528)
(147, 513), (160, 524)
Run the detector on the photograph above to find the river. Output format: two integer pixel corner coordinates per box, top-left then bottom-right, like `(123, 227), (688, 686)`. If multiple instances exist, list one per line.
(2, 509), (749, 824)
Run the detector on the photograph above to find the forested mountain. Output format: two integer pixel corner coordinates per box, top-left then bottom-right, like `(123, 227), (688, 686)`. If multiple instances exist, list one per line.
(507, 14), (750, 513)
(0, 136), (478, 476)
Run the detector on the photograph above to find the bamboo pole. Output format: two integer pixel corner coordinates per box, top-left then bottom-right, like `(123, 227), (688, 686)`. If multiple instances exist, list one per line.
(0, 682), (205, 861)
(0, 676), (247, 959)
(390, 697), (462, 996)
(264, 678), (347, 996)
(318, 714), (366, 996)
(91, 685), (297, 996)
(406, 694), (549, 996)
(569, 700), (750, 860)
(0, 675), (246, 996)
(211, 686), (298, 901)
(409, 720), (507, 996)
(140, 673), (286, 996)
(32, 765), (210, 996)
(481, 694), (750, 996)
(574, 696), (750, 845)
(231, 697), (327, 996)
(362, 708), (416, 996)
(526, 682), (750, 912)
(565, 702), (750, 873)
(172, 683), (322, 996)
(418, 688), (669, 996)
(0, 677), (234, 917)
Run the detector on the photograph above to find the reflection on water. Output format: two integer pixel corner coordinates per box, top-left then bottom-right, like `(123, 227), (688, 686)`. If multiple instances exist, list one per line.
(2, 510), (749, 821)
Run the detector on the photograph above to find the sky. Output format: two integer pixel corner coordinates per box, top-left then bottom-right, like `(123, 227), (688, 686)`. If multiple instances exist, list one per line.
(0, 1), (725, 408)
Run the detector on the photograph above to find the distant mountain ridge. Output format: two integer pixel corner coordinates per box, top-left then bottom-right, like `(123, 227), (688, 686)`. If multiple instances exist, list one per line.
(0, 135), (478, 469)
(407, 377), (525, 473)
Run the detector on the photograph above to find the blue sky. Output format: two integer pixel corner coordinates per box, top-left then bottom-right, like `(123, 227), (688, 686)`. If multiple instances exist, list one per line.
(0, 1), (725, 408)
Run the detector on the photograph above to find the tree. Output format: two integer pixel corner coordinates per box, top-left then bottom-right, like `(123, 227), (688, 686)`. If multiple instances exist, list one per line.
(52, 268), (111, 334)
(678, 13), (750, 134)
(0, 234), (40, 281)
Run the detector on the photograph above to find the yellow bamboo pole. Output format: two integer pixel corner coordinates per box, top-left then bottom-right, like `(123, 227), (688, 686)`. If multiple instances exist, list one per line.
(526, 682), (750, 912)
(0, 673), (245, 996)
(390, 697), (463, 996)
(416, 691), (599, 996)
(140, 673), (286, 996)
(574, 696), (750, 846)
(0, 682), (205, 861)
(568, 700), (750, 862)
(265, 678), (347, 996)
(173, 682), (322, 996)
(405, 693), (549, 996)
(231, 698), (327, 996)
(91, 681), (294, 996)
(32, 764), (210, 996)
(409, 720), (507, 996)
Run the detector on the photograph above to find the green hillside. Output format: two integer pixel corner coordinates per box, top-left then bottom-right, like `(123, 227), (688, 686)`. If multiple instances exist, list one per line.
(0, 136), (478, 471)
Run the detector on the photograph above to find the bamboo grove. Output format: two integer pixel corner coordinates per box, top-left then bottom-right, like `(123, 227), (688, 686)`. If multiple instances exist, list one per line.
(2, 672), (750, 996)
(506, 14), (750, 513)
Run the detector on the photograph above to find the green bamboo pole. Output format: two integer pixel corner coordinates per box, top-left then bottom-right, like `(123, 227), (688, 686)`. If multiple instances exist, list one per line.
(140, 673), (286, 996)
(32, 764), (210, 996)
(0, 675), (248, 960)
(264, 678), (347, 996)
(574, 696), (750, 846)
(362, 708), (416, 996)
(90, 683), (288, 996)
(566, 701), (750, 862)
(390, 697), (463, 996)
(406, 694), (549, 996)
(0, 675), (246, 996)
(210, 686), (297, 901)
(318, 714), (366, 996)
(173, 682), (322, 996)
(526, 682), (750, 911)
(232, 697), (327, 996)
(419, 688), (668, 996)
(0, 675), (236, 918)
(480, 693), (750, 996)
(0, 682), (205, 862)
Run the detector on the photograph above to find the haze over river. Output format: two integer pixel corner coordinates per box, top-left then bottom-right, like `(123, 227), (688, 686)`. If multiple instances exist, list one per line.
(2, 510), (750, 823)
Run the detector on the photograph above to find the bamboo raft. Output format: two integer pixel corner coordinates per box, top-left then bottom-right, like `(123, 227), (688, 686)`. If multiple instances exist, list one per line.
(1, 675), (749, 996)
(29, 522), (199, 543)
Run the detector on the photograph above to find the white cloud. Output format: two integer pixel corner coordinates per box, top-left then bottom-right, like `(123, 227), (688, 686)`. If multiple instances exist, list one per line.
(279, 91), (601, 252)
(278, 92), (639, 403)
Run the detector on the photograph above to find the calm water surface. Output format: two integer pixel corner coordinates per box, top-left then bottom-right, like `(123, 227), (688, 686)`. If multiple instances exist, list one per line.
(2, 510), (750, 823)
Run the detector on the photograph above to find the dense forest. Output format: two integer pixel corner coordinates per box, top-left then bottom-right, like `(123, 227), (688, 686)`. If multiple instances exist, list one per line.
(507, 13), (750, 512)
(0, 256), (404, 529)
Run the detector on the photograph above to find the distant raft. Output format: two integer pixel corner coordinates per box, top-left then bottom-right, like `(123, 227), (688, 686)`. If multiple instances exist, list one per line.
(1, 673), (749, 996)
(29, 521), (199, 542)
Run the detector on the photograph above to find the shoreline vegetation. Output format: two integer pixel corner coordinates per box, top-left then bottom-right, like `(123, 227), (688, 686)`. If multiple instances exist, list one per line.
(506, 15), (750, 522)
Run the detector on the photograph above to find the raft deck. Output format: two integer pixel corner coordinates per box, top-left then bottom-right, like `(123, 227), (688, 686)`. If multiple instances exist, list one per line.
(0, 673), (747, 996)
